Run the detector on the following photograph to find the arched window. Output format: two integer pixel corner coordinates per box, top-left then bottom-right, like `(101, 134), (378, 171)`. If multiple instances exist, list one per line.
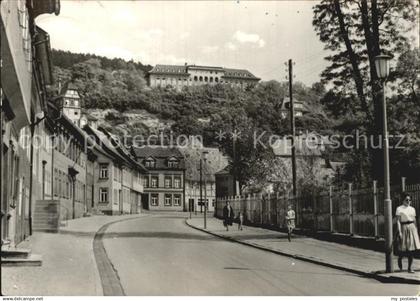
(199, 76), (203, 82)
(210, 77), (213, 82)
(215, 77), (219, 83)
(204, 76), (208, 82)
(194, 76), (198, 81)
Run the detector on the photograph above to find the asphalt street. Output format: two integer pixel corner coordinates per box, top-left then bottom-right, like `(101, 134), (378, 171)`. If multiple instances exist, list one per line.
(103, 212), (419, 296)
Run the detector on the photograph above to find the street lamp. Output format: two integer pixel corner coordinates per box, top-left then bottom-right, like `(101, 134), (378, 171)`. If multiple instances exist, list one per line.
(374, 54), (393, 273)
(199, 150), (209, 229)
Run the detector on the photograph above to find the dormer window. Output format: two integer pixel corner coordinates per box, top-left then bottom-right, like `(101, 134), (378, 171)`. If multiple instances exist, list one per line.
(144, 157), (156, 168)
(167, 157), (179, 168)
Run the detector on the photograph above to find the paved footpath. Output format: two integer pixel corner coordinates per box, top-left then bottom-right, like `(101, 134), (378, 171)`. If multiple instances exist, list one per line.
(186, 216), (420, 285)
(1, 214), (145, 296)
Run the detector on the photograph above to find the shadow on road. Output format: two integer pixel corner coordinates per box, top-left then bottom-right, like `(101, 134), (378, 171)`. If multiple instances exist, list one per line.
(223, 267), (366, 278)
(102, 231), (219, 241)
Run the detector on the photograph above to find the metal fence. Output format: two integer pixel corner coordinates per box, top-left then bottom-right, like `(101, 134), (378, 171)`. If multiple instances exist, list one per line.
(215, 178), (420, 238)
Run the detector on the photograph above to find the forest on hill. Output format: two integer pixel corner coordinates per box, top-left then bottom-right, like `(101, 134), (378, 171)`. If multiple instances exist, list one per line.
(49, 40), (420, 191)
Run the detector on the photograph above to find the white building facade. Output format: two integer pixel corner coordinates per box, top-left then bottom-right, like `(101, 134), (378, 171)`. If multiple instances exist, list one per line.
(148, 64), (260, 90)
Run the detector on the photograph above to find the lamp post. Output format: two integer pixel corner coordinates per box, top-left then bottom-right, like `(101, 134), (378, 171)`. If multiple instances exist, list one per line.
(374, 54), (393, 273)
(69, 167), (79, 220)
(199, 150), (209, 229)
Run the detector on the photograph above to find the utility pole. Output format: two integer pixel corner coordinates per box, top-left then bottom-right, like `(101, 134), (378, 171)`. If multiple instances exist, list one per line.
(288, 59), (297, 198)
(199, 157), (203, 216)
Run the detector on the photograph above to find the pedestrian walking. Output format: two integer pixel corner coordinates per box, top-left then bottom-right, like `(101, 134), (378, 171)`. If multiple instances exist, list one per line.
(395, 193), (420, 273)
(285, 204), (295, 242)
(237, 212), (244, 231)
(222, 201), (235, 231)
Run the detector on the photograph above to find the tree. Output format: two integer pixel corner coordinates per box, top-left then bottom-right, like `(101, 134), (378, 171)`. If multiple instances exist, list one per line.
(393, 47), (420, 99)
(313, 0), (418, 184)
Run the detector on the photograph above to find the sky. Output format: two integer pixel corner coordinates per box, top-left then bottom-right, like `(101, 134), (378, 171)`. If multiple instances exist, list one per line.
(36, 0), (333, 86)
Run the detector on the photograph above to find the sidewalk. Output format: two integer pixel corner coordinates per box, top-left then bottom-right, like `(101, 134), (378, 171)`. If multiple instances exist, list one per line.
(1, 214), (146, 296)
(186, 216), (420, 284)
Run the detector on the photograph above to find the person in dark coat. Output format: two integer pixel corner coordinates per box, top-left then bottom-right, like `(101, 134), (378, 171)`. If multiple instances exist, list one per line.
(223, 201), (235, 231)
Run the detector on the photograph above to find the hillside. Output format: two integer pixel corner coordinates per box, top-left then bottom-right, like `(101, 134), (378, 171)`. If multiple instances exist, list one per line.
(49, 50), (332, 138)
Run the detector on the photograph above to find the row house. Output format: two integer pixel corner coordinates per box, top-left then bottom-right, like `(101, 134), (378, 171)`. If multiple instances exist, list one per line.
(33, 104), (89, 232)
(1, 0), (60, 246)
(83, 125), (146, 215)
(131, 146), (185, 211)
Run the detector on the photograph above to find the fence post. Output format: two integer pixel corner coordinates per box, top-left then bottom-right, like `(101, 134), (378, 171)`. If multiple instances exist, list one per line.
(259, 193), (263, 224)
(329, 186), (334, 233)
(267, 192), (271, 225)
(276, 192), (280, 227)
(349, 183), (353, 236)
(246, 194), (249, 221)
(252, 193), (256, 223)
(373, 180), (378, 238)
(402, 177), (406, 192)
(313, 192), (318, 232)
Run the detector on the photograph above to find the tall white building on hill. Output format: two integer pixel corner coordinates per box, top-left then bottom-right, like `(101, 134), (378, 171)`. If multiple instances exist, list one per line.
(147, 64), (260, 90)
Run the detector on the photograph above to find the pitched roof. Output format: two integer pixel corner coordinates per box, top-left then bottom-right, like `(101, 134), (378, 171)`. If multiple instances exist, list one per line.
(133, 146), (184, 158)
(60, 81), (79, 95)
(280, 97), (309, 112)
(148, 64), (259, 80)
(222, 68), (260, 80)
(132, 146), (185, 170)
(149, 65), (188, 75)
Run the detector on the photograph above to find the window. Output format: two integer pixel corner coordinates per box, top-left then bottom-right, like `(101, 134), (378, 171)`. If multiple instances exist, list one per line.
(145, 159), (156, 168)
(164, 194), (172, 206)
(173, 194), (181, 206)
(204, 76), (208, 82)
(100, 164), (108, 179)
(74, 111), (78, 115)
(215, 77), (219, 83)
(168, 159), (179, 168)
(199, 76), (203, 82)
(174, 177), (181, 188)
(164, 176), (172, 188)
(143, 177), (149, 188)
(151, 194), (159, 206)
(151, 176), (158, 188)
(210, 77), (213, 82)
(99, 188), (108, 203)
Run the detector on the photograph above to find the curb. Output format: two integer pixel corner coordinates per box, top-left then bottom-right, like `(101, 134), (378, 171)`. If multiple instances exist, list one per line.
(93, 215), (149, 296)
(185, 219), (420, 285)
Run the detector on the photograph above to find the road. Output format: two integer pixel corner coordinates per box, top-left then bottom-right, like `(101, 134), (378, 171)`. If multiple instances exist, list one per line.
(102, 212), (418, 296)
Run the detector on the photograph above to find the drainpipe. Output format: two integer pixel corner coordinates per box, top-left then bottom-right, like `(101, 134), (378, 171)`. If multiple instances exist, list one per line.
(0, 87), (4, 240)
(28, 112), (35, 235)
(42, 160), (47, 201)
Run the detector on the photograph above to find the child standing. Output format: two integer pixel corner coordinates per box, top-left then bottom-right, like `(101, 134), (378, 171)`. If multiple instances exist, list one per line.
(238, 212), (244, 230)
(285, 205), (296, 242)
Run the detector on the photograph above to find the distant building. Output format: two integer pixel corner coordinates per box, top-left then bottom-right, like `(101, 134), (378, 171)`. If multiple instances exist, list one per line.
(59, 82), (98, 129)
(279, 97), (309, 119)
(132, 146), (186, 211)
(179, 146), (228, 213)
(148, 64), (260, 90)
(59, 82), (82, 126)
(215, 166), (236, 199)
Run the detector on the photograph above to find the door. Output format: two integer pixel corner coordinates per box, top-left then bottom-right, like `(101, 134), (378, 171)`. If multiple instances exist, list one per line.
(141, 193), (149, 210)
